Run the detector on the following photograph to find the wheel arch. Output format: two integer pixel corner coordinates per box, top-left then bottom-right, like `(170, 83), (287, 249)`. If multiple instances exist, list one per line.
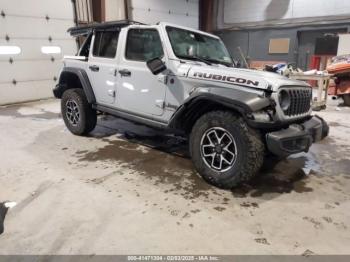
(53, 67), (96, 104)
(169, 88), (271, 134)
(169, 96), (247, 134)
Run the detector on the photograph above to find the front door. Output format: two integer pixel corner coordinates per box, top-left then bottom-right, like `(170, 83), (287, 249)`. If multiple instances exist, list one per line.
(87, 30), (119, 105)
(116, 28), (166, 116)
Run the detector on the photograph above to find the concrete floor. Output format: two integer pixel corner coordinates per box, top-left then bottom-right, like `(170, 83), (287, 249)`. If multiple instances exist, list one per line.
(0, 98), (349, 255)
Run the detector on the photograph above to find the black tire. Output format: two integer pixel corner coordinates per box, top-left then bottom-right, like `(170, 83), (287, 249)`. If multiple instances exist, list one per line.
(61, 88), (97, 136)
(189, 111), (264, 189)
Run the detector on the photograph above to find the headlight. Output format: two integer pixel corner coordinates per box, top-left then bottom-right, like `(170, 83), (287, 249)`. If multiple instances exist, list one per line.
(279, 90), (291, 111)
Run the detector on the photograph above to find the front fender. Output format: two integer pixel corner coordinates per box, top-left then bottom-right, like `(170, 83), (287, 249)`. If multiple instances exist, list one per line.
(192, 86), (271, 112)
(169, 86), (271, 130)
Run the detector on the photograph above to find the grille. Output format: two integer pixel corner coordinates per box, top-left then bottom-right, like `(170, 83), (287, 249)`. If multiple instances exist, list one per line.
(282, 88), (312, 117)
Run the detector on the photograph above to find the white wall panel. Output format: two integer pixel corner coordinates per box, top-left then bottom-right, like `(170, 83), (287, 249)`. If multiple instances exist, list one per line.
(0, 60), (62, 82)
(292, 0), (350, 18)
(130, 0), (199, 29)
(105, 0), (126, 21)
(222, 0), (350, 26)
(0, 16), (74, 39)
(223, 0), (292, 24)
(0, 81), (55, 105)
(337, 34), (350, 56)
(0, 0), (76, 105)
(0, 0), (74, 19)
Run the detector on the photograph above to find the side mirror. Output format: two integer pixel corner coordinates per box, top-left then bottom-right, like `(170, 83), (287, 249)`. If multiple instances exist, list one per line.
(146, 57), (166, 75)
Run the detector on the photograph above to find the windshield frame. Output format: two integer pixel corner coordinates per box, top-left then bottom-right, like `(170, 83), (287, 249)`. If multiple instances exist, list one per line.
(165, 26), (234, 67)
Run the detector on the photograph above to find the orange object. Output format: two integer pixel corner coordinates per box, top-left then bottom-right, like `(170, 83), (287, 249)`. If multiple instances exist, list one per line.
(327, 56), (350, 105)
(327, 61), (350, 75)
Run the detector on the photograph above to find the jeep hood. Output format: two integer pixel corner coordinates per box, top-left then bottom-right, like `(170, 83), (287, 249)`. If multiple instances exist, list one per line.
(179, 64), (310, 92)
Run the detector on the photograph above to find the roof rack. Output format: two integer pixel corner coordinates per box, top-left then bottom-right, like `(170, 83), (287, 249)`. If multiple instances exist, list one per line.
(68, 20), (146, 37)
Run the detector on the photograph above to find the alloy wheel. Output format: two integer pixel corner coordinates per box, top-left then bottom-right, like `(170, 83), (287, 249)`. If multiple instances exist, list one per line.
(200, 127), (237, 172)
(66, 99), (80, 126)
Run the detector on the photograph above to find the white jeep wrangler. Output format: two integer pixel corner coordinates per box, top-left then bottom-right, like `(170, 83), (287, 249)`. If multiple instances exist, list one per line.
(54, 20), (329, 189)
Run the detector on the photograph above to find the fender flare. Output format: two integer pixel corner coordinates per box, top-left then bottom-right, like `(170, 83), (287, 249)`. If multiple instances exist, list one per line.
(53, 67), (96, 104)
(169, 86), (271, 130)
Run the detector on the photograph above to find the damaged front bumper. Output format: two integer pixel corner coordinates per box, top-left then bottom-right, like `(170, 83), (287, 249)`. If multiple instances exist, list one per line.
(266, 115), (329, 157)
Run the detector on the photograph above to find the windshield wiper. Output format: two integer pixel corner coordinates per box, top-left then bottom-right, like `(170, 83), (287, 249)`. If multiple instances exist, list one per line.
(204, 58), (233, 67)
(177, 55), (233, 67)
(177, 55), (212, 65)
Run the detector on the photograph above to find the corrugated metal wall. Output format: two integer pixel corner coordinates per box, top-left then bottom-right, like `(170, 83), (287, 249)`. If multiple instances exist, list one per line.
(0, 0), (77, 105)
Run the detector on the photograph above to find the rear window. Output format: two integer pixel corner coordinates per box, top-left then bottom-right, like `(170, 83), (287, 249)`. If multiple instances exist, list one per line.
(93, 30), (119, 58)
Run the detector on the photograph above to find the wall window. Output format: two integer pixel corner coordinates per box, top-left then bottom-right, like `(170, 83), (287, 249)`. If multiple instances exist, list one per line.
(41, 46), (61, 54)
(126, 29), (163, 61)
(93, 30), (119, 58)
(0, 46), (21, 55)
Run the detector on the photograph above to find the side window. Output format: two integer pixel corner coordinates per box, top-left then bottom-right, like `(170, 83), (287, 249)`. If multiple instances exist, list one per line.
(92, 30), (119, 58)
(126, 29), (164, 61)
(78, 34), (92, 57)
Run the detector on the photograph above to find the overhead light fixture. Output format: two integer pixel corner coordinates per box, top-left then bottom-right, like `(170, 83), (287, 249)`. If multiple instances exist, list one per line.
(0, 46), (21, 55)
(41, 46), (61, 54)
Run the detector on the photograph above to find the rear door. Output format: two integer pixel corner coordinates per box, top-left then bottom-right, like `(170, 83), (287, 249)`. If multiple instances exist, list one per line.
(87, 29), (119, 105)
(115, 27), (166, 116)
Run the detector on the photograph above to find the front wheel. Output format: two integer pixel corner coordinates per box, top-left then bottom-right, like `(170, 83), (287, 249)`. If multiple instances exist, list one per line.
(190, 111), (265, 189)
(61, 88), (97, 136)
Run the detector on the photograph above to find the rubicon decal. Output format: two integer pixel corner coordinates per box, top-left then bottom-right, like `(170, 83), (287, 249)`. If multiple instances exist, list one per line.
(191, 72), (268, 89)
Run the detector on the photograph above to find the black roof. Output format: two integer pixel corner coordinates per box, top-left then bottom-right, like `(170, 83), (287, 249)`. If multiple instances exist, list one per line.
(68, 20), (146, 36)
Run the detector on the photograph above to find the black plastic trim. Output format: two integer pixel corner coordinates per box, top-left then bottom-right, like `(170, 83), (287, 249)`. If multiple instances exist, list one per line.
(247, 115), (312, 130)
(266, 115), (329, 157)
(169, 88), (271, 129)
(68, 20), (146, 37)
(53, 67), (96, 104)
(94, 104), (182, 133)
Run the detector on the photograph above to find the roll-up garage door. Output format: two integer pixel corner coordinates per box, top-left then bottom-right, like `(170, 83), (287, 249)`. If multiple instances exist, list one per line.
(129, 0), (199, 29)
(0, 0), (77, 105)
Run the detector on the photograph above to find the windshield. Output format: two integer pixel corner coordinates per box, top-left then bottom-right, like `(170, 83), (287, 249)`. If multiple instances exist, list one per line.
(166, 26), (233, 66)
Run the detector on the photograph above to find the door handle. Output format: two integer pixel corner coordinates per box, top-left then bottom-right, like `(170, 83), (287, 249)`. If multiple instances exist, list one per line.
(118, 69), (131, 77)
(89, 65), (99, 72)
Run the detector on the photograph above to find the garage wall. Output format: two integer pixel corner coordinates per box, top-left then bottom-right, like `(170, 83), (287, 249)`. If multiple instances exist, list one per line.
(216, 27), (298, 64)
(0, 0), (77, 105)
(216, 24), (349, 69)
(129, 0), (199, 29)
(217, 0), (350, 29)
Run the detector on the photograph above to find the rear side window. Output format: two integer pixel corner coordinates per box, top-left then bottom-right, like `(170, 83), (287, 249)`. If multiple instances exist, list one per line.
(93, 30), (119, 58)
(126, 29), (163, 61)
(78, 34), (92, 57)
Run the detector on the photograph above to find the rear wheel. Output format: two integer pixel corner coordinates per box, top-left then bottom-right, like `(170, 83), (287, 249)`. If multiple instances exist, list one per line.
(190, 111), (265, 189)
(61, 88), (97, 136)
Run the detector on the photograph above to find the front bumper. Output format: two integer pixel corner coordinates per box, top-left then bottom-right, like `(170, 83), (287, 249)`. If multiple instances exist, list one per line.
(266, 115), (329, 157)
